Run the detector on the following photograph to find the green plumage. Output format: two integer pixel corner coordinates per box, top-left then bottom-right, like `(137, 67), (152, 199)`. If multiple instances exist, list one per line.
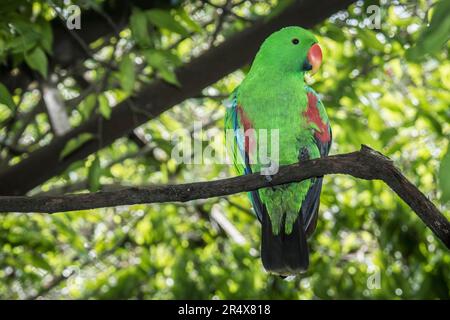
(225, 27), (330, 236)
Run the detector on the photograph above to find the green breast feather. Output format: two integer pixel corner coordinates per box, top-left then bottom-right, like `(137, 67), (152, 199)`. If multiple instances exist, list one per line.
(225, 26), (330, 236)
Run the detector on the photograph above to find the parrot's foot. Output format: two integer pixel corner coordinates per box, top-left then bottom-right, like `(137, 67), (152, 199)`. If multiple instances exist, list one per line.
(298, 147), (310, 162)
(283, 275), (297, 281)
(275, 274), (297, 281)
(264, 174), (273, 183)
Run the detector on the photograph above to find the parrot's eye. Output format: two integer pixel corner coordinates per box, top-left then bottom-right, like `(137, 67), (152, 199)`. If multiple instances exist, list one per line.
(292, 38), (299, 45)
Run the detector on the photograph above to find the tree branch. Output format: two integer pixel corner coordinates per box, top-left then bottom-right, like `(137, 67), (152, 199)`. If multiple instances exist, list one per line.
(0, 0), (173, 91)
(0, 145), (449, 248)
(0, 0), (357, 196)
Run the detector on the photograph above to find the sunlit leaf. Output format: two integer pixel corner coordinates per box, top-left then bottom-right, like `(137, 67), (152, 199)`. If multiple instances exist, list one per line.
(406, 0), (450, 61)
(118, 54), (135, 95)
(88, 155), (102, 192)
(79, 94), (97, 120)
(146, 9), (189, 36)
(145, 49), (181, 87)
(358, 28), (385, 52)
(176, 8), (202, 33)
(60, 133), (95, 159)
(0, 83), (15, 110)
(265, 0), (294, 21)
(98, 94), (111, 119)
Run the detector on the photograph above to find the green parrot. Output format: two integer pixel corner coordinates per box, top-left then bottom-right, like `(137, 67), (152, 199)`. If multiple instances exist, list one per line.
(224, 26), (332, 275)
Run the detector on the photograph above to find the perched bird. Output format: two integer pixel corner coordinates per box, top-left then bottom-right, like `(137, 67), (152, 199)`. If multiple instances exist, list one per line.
(225, 26), (332, 276)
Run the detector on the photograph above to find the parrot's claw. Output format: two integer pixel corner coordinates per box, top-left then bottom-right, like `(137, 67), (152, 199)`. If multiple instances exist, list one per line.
(298, 147), (310, 162)
(264, 174), (273, 182)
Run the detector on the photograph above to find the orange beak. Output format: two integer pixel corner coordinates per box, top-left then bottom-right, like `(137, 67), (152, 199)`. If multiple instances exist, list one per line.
(306, 43), (322, 75)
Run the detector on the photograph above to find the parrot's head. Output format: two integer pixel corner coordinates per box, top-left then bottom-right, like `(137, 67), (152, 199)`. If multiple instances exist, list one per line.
(252, 26), (322, 76)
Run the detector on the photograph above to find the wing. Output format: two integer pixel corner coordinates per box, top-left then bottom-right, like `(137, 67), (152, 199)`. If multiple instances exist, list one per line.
(224, 89), (246, 176)
(315, 95), (332, 158)
(302, 88), (332, 237)
(224, 89), (264, 222)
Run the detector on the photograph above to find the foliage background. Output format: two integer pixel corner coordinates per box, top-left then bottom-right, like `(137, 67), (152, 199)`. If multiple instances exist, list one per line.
(0, 0), (449, 299)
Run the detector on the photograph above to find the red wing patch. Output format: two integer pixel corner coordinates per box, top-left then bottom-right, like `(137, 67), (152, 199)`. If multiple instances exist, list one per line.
(304, 92), (330, 143)
(237, 105), (256, 154)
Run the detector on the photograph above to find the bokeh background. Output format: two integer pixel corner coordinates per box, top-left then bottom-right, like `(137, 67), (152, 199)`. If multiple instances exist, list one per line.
(0, 0), (449, 299)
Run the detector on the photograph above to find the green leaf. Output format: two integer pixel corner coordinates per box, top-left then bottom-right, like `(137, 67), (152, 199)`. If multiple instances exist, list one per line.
(88, 155), (102, 192)
(161, 51), (182, 67)
(0, 38), (4, 58)
(7, 34), (39, 54)
(31, 254), (52, 271)
(265, 0), (295, 21)
(379, 128), (398, 144)
(60, 133), (95, 160)
(406, 0), (450, 61)
(63, 160), (85, 178)
(438, 147), (450, 203)
(146, 9), (189, 36)
(25, 47), (48, 78)
(79, 94), (97, 120)
(39, 20), (53, 54)
(418, 108), (443, 136)
(144, 49), (181, 87)
(0, 83), (16, 110)
(8, 21), (40, 54)
(0, 104), (12, 122)
(98, 94), (111, 119)
(118, 55), (135, 95)
(158, 68), (181, 87)
(176, 8), (201, 33)
(130, 7), (150, 47)
(324, 24), (346, 42)
(358, 29), (385, 52)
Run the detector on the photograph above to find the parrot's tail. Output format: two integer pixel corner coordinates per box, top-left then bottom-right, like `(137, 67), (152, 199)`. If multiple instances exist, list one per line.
(260, 209), (309, 276)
